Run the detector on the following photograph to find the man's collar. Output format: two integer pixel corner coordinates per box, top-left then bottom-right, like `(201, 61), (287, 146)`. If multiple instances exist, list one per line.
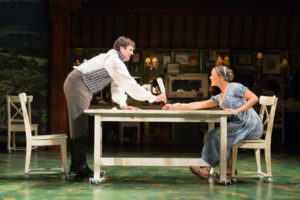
(117, 51), (125, 62)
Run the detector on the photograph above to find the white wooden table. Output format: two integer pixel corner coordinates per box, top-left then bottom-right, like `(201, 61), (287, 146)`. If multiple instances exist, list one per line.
(84, 109), (237, 184)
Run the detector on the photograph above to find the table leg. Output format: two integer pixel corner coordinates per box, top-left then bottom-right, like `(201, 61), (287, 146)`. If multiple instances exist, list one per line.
(219, 116), (229, 184)
(90, 115), (105, 184)
(144, 122), (149, 144)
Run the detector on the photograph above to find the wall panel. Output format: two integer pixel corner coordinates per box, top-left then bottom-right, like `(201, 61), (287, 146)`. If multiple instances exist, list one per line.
(196, 15), (209, 48)
(242, 15), (254, 48)
(231, 15), (242, 48)
(265, 15), (279, 49)
(115, 15), (127, 39)
(172, 15), (185, 48)
(219, 15), (231, 49)
(277, 16), (289, 49)
(253, 15), (267, 49)
(208, 15), (219, 48)
(70, 14), (82, 47)
(82, 14), (93, 47)
(93, 14), (105, 47)
(161, 15), (172, 48)
(149, 15), (161, 48)
(186, 15), (197, 48)
(289, 15), (300, 49)
(127, 15), (138, 43)
(104, 15), (115, 48)
(70, 13), (300, 49)
(138, 15), (150, 48)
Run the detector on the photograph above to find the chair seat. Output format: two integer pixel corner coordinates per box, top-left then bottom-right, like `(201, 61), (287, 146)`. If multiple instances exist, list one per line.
(32, 134), (67, 140)
(235, 139), (268, 149)
(10, 123), (38, 131)
(238, 139), (266, 143)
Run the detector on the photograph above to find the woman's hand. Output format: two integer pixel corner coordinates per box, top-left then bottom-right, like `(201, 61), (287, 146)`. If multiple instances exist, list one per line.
(121, 105), (141, 110)
(162, 104), (174, 110)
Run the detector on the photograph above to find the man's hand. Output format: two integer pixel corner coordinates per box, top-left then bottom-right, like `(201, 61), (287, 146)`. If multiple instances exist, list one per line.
(121, 105), (141, 110)
(155, 94), (167, 104)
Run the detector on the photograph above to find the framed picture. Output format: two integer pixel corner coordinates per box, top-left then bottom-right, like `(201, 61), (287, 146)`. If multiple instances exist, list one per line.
(175, 54), (189, 64)
(263, 55), (281, 74)
(237, 54), (252, 65)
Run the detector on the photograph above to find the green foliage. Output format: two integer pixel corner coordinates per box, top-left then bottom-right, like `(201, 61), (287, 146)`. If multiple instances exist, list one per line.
(0, 54), (48, 134)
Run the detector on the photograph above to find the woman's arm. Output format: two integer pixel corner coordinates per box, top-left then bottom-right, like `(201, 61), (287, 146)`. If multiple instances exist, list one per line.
(224, 89), (259, 113)
(163, 99), (218, 110)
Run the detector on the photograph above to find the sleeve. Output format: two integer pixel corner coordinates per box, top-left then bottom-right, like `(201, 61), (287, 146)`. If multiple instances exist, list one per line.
(232, 83), (247, 98)
(210, 93), (221, 105)
(111, 81), (128, 107)
(106, 58), (157, 106)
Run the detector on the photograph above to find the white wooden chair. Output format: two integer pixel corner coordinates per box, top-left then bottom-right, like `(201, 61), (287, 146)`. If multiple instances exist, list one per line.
(19, 93), (68, 176)
(7, 95), (38, 153)
(231, 95), (278, 182)
(273, 98), (285, 144)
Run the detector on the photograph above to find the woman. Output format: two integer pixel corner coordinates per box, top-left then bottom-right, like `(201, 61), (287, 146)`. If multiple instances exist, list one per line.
(162, 65), (263, 179)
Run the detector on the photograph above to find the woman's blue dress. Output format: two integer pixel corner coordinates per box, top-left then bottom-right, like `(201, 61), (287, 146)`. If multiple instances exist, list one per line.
(201, 82), (263, 167)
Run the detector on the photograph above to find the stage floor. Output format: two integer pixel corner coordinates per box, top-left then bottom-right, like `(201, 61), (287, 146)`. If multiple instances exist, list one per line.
(0, 144), (299, 200)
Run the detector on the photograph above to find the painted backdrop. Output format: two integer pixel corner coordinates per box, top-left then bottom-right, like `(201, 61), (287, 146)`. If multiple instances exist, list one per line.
(0, 0), (49, 146)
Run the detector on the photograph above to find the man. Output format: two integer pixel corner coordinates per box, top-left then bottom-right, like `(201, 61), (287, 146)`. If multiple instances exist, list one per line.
(64, 36), (166, 178)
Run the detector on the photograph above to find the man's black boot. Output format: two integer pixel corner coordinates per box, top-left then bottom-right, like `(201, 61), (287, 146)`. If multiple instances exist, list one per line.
(70, 136), (93, 178)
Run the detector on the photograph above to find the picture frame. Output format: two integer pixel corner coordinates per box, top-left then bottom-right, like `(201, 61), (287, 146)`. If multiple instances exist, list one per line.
(175, 54), (189, 65)
(167, 73), (209, 98)
(263, 55), (281, 74)
(173, 50), (200, 73)
(237, 54), (252, 65)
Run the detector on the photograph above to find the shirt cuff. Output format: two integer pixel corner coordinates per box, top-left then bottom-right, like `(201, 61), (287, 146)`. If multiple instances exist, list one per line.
(147, 95), (157, 103)
(119, 102), (127, 108)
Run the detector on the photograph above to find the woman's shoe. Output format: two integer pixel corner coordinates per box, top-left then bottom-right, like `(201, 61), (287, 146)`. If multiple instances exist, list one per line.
(189, 166), (210, 179)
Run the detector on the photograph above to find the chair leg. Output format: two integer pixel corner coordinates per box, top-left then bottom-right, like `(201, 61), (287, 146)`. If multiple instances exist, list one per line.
(231, 145), (238, 177)
(12, 131), (16, 150)
(281, 127), (285, 144)
(265, 147), (272, 177)
(25, 146), (32, 175)
(60, 141), (68, 174)
(7, 130), (12, 153)
(33, 128), (38, 151)
(255, 149), (261, 174)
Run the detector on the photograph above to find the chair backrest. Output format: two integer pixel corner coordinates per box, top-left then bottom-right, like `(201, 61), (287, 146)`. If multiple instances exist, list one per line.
(259, 95), (278, 143)
(7, 95), (34, 125)
(18, 93), (33, 141)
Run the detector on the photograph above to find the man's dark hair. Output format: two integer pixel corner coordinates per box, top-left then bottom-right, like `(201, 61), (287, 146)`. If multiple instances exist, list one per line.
(113, 36), (135, 51)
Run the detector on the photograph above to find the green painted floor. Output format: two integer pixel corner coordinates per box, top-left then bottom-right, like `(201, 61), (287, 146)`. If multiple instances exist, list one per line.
(0, 144), (300, 200)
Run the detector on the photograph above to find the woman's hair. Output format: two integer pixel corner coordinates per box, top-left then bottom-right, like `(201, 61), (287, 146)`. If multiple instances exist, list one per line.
(215, 65), (234, 82)
(113, 36), (135, 51)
